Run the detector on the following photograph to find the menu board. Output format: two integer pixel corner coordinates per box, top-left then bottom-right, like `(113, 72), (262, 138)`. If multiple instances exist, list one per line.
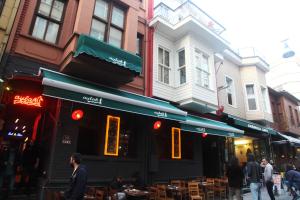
(172, 127), (181, 159)
(104, 115), (120, 156)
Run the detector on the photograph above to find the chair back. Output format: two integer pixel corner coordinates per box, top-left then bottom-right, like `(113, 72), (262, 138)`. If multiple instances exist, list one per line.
(171, 180), (182, 187)
(157, 185), (167, 200)
(95, 189), (104, 200)
(206, 178), (214, 184)
(188, 182), (200, 196)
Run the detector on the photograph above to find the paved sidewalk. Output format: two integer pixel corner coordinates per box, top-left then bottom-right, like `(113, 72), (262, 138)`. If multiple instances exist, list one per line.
(243, 186), (293, 200)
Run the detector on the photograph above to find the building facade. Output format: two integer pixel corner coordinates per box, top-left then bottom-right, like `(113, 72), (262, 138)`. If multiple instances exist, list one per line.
(0, 0), (20, 62)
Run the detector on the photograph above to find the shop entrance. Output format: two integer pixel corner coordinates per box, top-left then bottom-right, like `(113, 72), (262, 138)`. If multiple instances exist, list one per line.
(234, 137), (268, 165)
(0, 79), (57, 198)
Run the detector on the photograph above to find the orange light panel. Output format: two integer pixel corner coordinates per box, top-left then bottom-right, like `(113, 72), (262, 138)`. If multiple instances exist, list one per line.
(71, 110), (84, 120)
(104, 115), (121, 156)
(172, 127), (181, 159)
(13, 95), (43, 107)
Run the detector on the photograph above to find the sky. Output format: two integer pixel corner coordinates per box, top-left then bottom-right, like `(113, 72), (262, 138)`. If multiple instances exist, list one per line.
(155, 0), (300, 64)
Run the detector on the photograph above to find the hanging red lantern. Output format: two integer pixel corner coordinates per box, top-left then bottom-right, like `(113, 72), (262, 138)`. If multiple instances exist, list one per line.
(202, 132), (208, 138)
(72, 109), (84, 120)
(153, 121), (162, 130)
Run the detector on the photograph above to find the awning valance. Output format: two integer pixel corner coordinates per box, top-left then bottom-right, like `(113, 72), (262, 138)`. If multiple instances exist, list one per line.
(227, 115), (276, 135)
(41, 69), (187, 121)
(181, 115), (244, 137)
(74, 35), (142, 74)
(272, 132), (300, 147)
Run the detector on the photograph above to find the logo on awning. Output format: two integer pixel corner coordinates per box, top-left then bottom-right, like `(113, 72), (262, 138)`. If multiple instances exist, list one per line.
(83, 96), (102, 105)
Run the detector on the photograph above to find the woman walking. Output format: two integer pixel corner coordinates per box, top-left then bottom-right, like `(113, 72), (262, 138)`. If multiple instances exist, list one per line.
(226, 156), (244, 200)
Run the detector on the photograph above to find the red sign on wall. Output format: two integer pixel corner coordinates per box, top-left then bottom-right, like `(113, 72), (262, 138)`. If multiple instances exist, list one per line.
(13, 95), (43, 107)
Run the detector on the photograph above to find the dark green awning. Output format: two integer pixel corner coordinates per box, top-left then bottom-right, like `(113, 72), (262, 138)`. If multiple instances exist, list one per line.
(41, 69), (186, 121)
(74, 35), (142, 74)
(181, 115), (244, 137)
(227, 115), (276, 135)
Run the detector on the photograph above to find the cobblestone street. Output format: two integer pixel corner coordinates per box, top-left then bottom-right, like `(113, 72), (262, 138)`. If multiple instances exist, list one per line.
(243, 186), (293, 200)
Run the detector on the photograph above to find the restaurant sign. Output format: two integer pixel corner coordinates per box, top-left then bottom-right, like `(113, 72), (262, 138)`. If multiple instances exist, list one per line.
(247, 124), (269, 133)
(154, 111), (168, 118)
(195, 127), (206, 133)
(82, 96), (102, 105)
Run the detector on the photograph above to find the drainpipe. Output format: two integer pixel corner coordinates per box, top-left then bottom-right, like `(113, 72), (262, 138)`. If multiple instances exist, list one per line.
(146, 0), (154, 97)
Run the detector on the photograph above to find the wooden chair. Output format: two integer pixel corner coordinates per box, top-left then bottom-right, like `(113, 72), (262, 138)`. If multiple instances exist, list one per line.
(206, 178), (214, 185)
(148, 186), (158, 200)
(206, 191), (214, 200)
(187, 182), (202, 200)
(213, 179), (226, 200)
(171, 180), (182, 187)
(157, 185), (174, 200)
(94, 189), (104, 200)
(205, 180), (215, 200)
(86, 187), (96, 197)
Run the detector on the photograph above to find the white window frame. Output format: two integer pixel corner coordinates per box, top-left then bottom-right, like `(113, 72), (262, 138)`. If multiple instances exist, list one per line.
(245, 83), (259, 111)
(195, 49), (210, 89)
(157, 46), (171, 85)
(260, 86), (271, 113)
(225, 75), (236, 107)
(177, 48), (186, 85)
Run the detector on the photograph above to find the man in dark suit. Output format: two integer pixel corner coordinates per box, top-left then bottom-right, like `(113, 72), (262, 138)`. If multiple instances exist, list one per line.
(64, 153), (87, 200)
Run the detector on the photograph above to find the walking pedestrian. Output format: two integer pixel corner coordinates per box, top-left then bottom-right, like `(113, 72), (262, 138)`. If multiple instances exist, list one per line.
(261, 158), (275, 200)
(64, 153), (87, 200)
(246, 154), (262, 200)
(226, 156), (244, 200)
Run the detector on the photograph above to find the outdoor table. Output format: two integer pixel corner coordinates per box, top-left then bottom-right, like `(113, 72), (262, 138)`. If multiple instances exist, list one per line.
(124, 188), (149, 200)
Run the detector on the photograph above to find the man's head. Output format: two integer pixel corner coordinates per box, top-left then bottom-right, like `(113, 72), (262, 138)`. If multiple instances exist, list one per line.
(262, 158), (269, 165)
(70, 153), (82, 168)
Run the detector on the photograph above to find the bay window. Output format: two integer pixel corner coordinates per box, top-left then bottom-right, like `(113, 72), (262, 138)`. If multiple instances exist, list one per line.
(178, 49), (186, 85)
(246, 84), (257, 110)
(195, 49), (210, 88)
(90, 0), (125, 48)
(158, 47), (170, 84)
(225, 76), (236, 106)
(32, 0), (65, 43)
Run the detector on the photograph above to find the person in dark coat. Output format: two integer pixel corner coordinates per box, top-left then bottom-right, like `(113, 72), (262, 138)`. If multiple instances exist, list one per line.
(64, 153), (87, 200)
(226, 156), (244, 200)
(246, 154), (262, 200)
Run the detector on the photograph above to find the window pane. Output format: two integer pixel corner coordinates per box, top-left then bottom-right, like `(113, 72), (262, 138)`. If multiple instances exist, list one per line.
(178, 50), (185, 67)
(90, 19), (106, 41)
(246, 85), (255, 95)
(45, 22), (59, 43)
(32, 17), (47, 40)
(180, 67), (186, 84)
(112, 6), (124, 28)
(248, 98), (257, 110)
(94, 0), (108, 20)
(158, 65), (163, 82)
(163, 67), (169, 84)
(228, 93), (233, 105)
(202, 71), (209, 88)
(51, 0), (64, 21)
(201, 55), (209, 71)
(158, 48), (163, 64)
(38, 0), (53, 17)
(109, 27), (122, 48)
(164, 50), (169, 66)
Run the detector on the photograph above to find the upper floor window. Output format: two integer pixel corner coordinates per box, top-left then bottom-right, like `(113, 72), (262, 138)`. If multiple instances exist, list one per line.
(225, 76), (236, 106)
(289, 105), (295, 125)
(261, 86), (270, 113)
(90, 0), (125, 48)
(158, 47), (170, 84)
(136, 33), (143, 57)
(295, 109), (300, 126)
(32, 0), (66, 44)
(178, 49), (186, 85)
(0, 0), (5, 16)
(245, 84), (257, 110)
(195, 49), (210, 88)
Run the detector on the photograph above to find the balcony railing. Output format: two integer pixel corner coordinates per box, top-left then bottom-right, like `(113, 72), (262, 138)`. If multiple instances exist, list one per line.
(154, 1), (225, 35)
